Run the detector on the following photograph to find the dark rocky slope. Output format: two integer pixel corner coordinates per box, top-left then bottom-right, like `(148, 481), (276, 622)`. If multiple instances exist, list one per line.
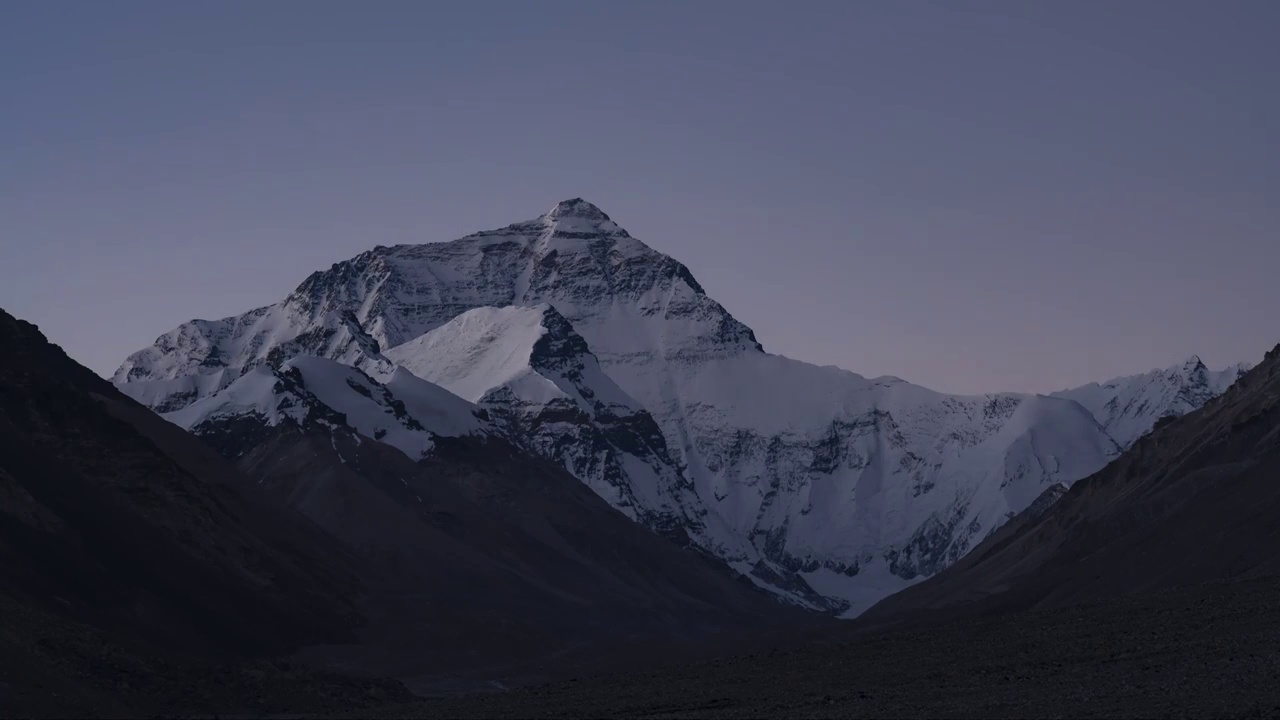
(389, 574), (1280, 719)
(0, 308), (410, 716)
(216, 414), (819, 694)
(0, 308), (372, 656)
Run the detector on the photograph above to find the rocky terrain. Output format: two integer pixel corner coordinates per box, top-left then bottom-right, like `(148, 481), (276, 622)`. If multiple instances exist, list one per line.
(387, 575), (1280, 719)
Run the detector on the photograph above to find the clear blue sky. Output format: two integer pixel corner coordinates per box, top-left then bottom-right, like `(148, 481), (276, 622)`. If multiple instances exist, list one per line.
(3, 0), (1277, 393)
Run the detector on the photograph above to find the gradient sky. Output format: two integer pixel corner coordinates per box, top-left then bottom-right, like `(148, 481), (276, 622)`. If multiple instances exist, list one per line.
(3, 1), (1277, 394)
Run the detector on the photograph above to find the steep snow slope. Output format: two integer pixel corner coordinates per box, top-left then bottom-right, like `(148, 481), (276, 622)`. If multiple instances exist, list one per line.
(386, 304), (633, 410)
(162, 356), (483, 461)
(116, 198), (1223, 614)
(1051, 356), (1250, 450)
(389, 306), (562, 402)
(385, 305), (707, 540)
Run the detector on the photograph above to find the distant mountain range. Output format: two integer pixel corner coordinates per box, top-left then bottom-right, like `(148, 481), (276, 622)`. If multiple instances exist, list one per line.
(113, 198), (1250, 615)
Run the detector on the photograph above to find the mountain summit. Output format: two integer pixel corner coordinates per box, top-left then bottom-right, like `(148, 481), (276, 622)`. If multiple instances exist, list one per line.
(114, 200), (1245, 614)
(545, 197), (619, 225)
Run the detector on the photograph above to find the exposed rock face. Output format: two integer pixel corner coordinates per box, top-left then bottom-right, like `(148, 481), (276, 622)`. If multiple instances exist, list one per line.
(113, 199), (1245, 614)
(1022, 481), (1070, 522)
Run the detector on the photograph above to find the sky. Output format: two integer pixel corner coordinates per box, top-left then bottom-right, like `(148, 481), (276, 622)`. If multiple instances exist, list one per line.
(2, 1), (1277, 394)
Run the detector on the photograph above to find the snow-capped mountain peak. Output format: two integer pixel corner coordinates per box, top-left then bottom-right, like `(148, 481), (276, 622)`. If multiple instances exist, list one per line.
(545, 197), (624, 229)
(112, 198), (759, 413)
(113, 199), (1249, 615)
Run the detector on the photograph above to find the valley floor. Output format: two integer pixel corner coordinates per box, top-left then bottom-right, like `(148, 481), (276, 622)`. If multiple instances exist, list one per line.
(353, 574), (1280, 719)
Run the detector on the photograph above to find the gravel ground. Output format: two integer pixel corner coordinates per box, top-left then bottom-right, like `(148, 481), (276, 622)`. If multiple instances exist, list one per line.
(0, 592), (412, 719)
(355, 575), (1280, 719)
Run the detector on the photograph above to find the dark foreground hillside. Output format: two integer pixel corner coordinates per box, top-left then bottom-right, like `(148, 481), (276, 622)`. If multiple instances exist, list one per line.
(367, 573), (1280, 719)
(0, 590), (410, 718)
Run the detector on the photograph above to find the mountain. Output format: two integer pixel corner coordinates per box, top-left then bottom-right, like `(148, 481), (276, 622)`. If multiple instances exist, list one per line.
(1051, 355), (1251, 450)
(3, 305), (811, 713)
(861, 342), (1280, 626)
(113, 198), (1240, 614)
